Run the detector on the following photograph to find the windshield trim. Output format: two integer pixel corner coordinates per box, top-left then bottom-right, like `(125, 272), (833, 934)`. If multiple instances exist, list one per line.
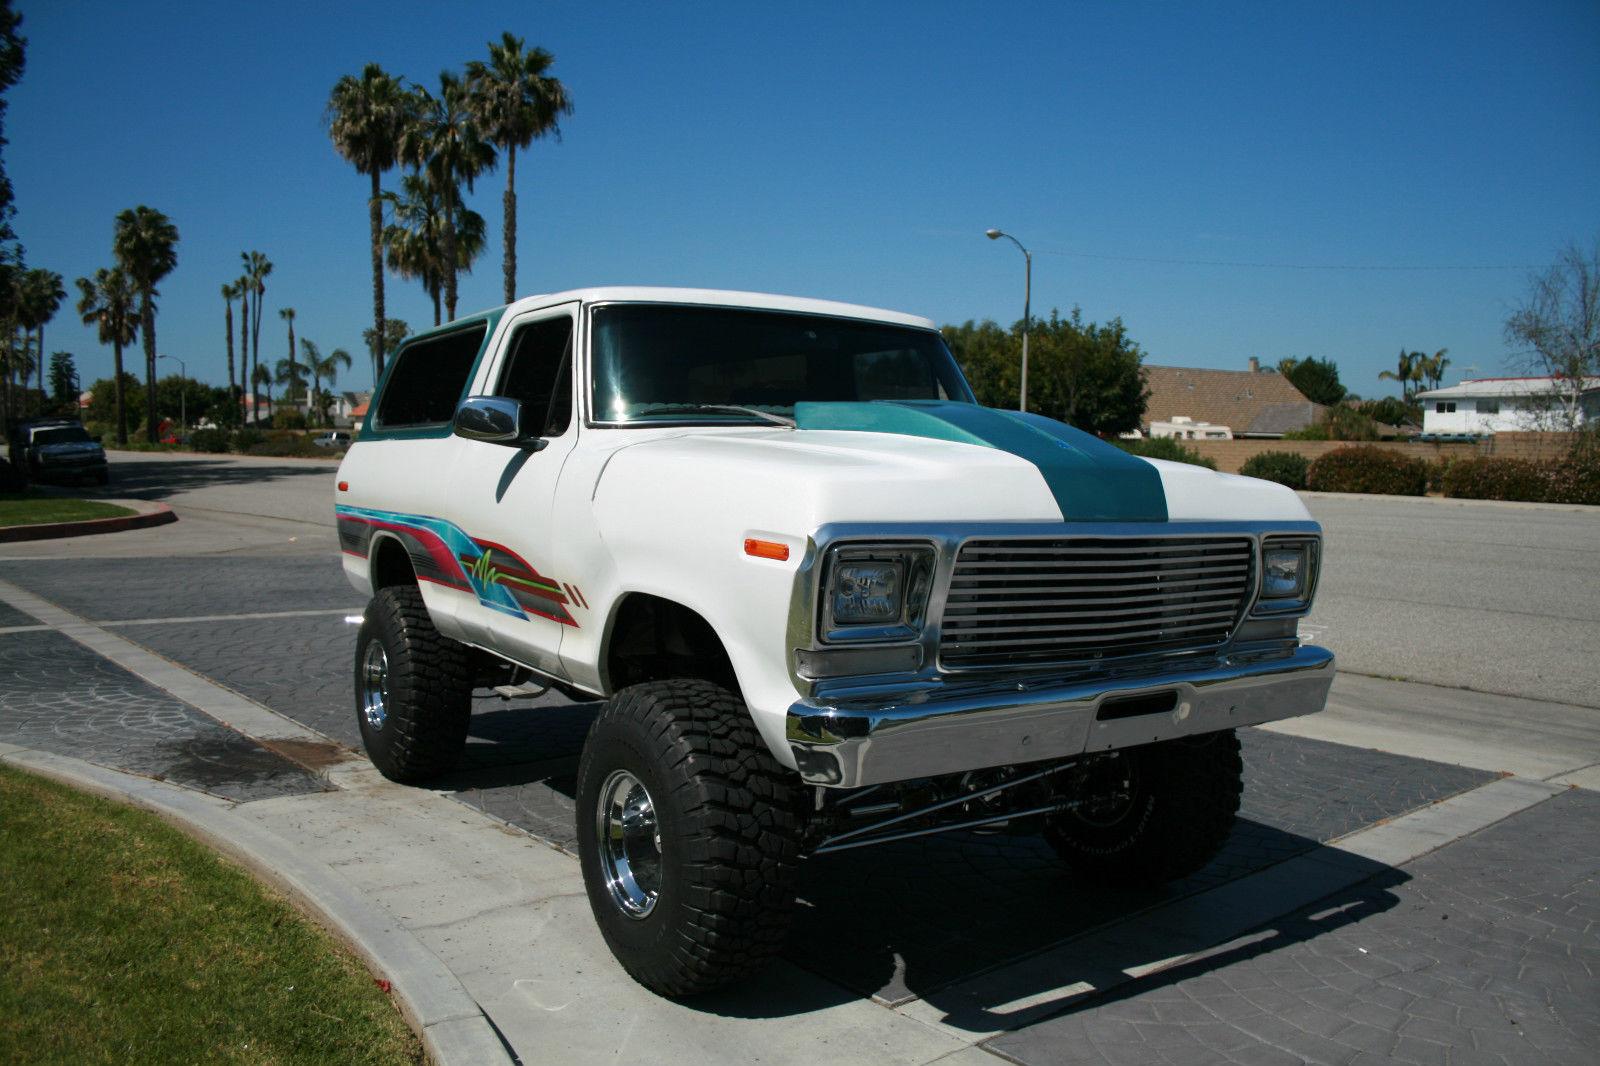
(580, 300), (971, 429)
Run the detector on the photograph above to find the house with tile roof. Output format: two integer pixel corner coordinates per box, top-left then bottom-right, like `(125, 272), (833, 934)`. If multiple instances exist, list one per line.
(1140, 358), (1325, 438)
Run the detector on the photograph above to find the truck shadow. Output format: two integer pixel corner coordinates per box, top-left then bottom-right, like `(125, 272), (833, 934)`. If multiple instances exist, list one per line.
(693, 822), (1402, 1025)
(73, 455), (337, 501)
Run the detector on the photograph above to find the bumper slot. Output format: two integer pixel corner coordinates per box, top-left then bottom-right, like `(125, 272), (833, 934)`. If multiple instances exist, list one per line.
(1096, 689), (1178, 721)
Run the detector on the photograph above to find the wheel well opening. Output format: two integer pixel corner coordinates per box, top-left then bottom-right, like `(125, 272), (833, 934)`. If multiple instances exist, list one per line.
(605, 594), (736, 693)
(371, 536), (418, 591)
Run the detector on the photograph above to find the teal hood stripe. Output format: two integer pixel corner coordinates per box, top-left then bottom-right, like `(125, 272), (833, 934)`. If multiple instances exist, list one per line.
(793, 400), (1168, 522)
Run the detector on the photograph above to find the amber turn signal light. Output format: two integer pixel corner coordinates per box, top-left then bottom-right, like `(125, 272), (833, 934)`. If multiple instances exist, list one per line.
(743, 538), (789, 562)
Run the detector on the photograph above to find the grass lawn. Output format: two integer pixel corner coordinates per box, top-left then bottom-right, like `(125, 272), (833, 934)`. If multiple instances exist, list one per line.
(0, 493), (134, 528)
(0, 766), (422, 1065)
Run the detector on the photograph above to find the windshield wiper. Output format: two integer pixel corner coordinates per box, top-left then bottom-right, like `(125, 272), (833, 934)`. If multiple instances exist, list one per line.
(633, 403), (796, 428)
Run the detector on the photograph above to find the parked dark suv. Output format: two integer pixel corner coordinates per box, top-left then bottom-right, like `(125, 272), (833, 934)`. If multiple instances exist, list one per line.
(7, 419), (110, 486)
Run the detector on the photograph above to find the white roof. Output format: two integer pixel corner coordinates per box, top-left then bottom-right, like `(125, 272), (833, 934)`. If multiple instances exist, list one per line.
(1416, 376), (1600, 401)
(501, 286), (937, 330)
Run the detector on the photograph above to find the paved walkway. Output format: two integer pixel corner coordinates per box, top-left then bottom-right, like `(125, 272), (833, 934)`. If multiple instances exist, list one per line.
(2, 547), (1596, 1065)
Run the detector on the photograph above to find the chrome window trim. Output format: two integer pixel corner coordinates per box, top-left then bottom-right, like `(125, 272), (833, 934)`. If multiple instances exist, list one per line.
(787, 520), (1322, 694)
(577, 300), (972, 429)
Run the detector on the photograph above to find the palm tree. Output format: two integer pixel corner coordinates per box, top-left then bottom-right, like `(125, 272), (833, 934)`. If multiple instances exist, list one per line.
(1420, 348), (1451, 391)
(222, 282), (237, 399)
(402, 72), (495, 322)
(113, 207), (180, 442)
(466, 33), (571, 304)
(279, 307), (298, 405)
(18, 268), (66, 403)
(241, 251), (272, 421)
(252, 362), (274, 423)
(1378, 349), (1424, 403)
(75, 267), (139, 445)
(362, 318), (410, 384)
(234, 273), (254, 419)
(326, 63), (414, 382)
(273, 355), (309, 421)
(304, 339), (353, 427)
(383, 171), (488, 327)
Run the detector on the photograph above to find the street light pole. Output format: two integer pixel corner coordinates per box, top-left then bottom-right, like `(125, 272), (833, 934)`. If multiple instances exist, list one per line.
(985, 229), (1032, 412)
(159, 354), (187, 432)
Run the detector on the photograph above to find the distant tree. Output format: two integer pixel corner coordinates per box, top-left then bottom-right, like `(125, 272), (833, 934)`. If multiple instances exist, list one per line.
(326, 63), (414, 380)
(241, 251), (272, 416)
(383, 172), (486, 326)
(75, 267), (139, 444)
(362, 317), (410, 383)
(85, 372), (144, 435)
(1378, 349), (1425, 402)
(113, 206), (180, 442)
(251, 361), (274, 422)
(402, 72), (495, 322)
(1418, 348), (1450, 391)
(1505, 238), (1600, 436)
(944, 308), (1148, 435)
(278, 306), (299, 403)
(1357, 396), (1418, 429)
(47, 349), (74, 406)
(154, 373), (215, 425)
(308, 341), (353, 426)
(1281, 356), (1346, 406)
(17, 267), (64, 399)
(273, 352), (309, 411)
(0, 1), (25, 263)
(466, 32), (571, 303)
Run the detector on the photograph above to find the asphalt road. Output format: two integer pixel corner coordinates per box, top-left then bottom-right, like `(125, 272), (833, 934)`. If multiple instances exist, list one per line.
(18, 450), (1600, 706)
(1302, 493), (1600, 708)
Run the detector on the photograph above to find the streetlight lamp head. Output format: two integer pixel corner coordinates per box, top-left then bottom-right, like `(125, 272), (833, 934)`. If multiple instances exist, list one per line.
(985, 228), (1003, 240)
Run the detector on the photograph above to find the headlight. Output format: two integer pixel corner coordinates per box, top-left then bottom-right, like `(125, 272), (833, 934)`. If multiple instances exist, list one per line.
(1255, 536), (1318, 611)
(821, 544), (934, 642)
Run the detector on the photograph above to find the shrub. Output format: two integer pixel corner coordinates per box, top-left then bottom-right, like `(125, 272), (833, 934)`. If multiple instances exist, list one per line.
(1423, 456), (1456, 494)
(189, 428), (231, 453)
(1306, 446), (1427, 495)
(1239, 451), (1310, 490)
(1114, 437), (1218, 470)
(232, 428), (266, 451)
(272, 408), (308, 431)
(1440, 452), (1600, 505)
(244, 432), (326, 458)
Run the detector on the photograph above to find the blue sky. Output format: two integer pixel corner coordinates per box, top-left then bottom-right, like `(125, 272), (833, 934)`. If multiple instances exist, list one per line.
(11, 1), (1599, 396)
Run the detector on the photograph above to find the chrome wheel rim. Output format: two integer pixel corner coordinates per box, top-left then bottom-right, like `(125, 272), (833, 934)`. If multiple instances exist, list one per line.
(361, 641), (389, 731)
(596, 769), (662, 919)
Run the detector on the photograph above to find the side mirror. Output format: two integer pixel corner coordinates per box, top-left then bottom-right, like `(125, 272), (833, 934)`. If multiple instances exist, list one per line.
(453, 396), (547, 449)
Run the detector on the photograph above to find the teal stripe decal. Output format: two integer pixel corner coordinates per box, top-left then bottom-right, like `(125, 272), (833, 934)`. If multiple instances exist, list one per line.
(793, 400), (1168, 522)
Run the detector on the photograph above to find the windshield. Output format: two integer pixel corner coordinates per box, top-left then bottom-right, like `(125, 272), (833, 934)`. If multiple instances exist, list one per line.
(35, 427), (91, 446)
(590, 304), (975, 424)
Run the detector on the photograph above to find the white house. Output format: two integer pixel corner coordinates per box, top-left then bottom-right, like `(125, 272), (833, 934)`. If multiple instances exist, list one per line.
(1416, 377), (1600, 435)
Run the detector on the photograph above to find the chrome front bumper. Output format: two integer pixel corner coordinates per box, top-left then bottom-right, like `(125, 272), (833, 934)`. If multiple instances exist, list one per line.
(786, 645), (1335, 787)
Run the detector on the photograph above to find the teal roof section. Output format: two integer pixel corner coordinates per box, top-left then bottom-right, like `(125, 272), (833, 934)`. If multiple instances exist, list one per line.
(793, 400), (1168, 522)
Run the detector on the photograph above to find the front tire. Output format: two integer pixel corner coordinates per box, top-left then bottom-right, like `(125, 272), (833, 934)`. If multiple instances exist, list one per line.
(1044, 729), (1243, 888)
(576, 679), (804, 997)
(354, 586), (472, 783)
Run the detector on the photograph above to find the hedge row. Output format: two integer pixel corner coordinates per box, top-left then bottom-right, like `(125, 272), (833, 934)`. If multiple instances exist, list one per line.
(1440, 454), (1600, 505)
(1114, 437), (1218, 470)
(1238, 451), (1310, 490)
(1306, 446), (1428, 496)
(188, 428), (343, 458)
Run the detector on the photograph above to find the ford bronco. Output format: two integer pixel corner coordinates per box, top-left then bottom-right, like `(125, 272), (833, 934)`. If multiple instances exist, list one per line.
(336, 288), (1333, 996)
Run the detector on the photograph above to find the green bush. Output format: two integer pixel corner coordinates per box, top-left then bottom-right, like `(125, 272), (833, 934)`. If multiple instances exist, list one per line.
(244, 431), (326, 458)
(1440, 453), (1600, 505)
(232, 428), (266, 451)
(1114, 436), (1218, 470)
(1238, 451), (1310, 490)
(189, 428), (231, 454)
(1306, 446), (1427, 495)
(272, 409), (308, 431)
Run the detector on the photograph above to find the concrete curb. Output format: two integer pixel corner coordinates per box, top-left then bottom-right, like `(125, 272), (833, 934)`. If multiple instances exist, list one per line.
(0, 746), (514, 1066)
(0, 499), (178, 542)
(1297, 489), (1600, 514)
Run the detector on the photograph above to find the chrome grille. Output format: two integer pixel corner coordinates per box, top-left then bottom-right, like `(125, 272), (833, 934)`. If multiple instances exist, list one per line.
(939, 536), (1254, 669)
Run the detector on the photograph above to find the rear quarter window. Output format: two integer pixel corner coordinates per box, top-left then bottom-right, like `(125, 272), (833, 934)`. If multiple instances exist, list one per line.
(374, 322), (490, 429)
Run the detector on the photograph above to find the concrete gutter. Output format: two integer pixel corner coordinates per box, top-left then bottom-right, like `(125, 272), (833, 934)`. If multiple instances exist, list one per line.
(0, 743), (514, 1066)
(1297, 489), (1600, 514)
(0, 499), (178, 542)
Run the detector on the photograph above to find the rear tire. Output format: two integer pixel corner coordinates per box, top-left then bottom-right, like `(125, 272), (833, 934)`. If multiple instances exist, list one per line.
(1044, 729), (1242, 887)
(354, 586), (472, 783)
(576, 679), (804, 997)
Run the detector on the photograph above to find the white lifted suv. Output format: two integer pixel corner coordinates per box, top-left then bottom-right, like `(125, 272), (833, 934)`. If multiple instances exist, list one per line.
(336, 287), (1333, 997)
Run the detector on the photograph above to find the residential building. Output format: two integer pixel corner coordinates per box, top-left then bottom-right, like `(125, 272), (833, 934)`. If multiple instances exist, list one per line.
(1141, 358), (1324, 438)
(1415, 377), (1600, 434)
